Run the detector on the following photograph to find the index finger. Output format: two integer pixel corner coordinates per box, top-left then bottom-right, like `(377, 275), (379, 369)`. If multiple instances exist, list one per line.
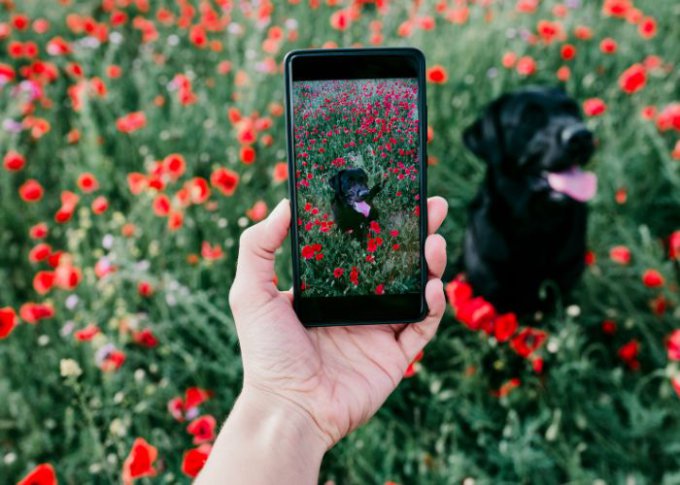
(427, 196), (448, 235)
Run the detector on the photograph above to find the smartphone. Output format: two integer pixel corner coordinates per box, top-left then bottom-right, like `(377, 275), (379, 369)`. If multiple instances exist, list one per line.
(284, 47), (428, 326)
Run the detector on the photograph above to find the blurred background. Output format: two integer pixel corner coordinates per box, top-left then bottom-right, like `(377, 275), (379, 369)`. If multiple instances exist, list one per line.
(1, 0), (679, 483)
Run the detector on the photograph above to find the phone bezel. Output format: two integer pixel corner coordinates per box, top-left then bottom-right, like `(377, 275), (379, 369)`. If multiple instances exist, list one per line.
(284, 47), (429, 327)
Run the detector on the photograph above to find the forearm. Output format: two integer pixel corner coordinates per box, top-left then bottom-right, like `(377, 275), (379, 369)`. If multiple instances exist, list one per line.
(196, 388), (327, 485)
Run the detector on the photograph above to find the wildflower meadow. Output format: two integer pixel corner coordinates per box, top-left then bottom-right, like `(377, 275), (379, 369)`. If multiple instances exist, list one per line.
(1, 0), (680, 483)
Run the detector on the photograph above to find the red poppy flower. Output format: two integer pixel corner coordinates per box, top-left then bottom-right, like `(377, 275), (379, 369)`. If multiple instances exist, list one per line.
(29, 243), (51, 263)
(583, 98), (606, 117)
(92, 196), (109, 214)
(185, 387), (214, 410)
(516, 56), (537, 76)
(618, 339), (640, 370)
(618, 64), (646, 94)
(510, 327), (547, 358)
(493, 313), (518, 342)
(138, 281), (154, 297)
(17, 463), (57, 485)
(182, 444), (212, 478)
(55, 264), (82, 290)
(163, 153), (186, 180)
(187, 415), (217, 444)
(127, 172), (147, 195)
(404, 350), (424, 378)
(0, 307), (17, 339)
(33, 270), (55, 295)
(493, 378), (521, 398)
(456, 296), (495, 331)
(584, 250), (596, 266)
(602, 320), (617, 334)
(168, 211), (184, 231)
(168, 397), (185, 421)
(673, 377), (680, 399)
(210, 167), (240, 196)
(330, 9), (351, 31)
(19, 179), (44, 202)
(502, 52), (517, 68)
(3, 150), (25, 171)
(599, 37), (618, 54)
(609, 245), (631, 265)
(669, 231), (680, 259)
(638, 16), (657, 39)
(375, 284), (385, 295)
(349, 266), (360, 285)
(573, 25), (593, 40)
(603, 0), (632, 18)
(272, 162), (288, 183)
(74, 323), (100, 341)
(133, 328), (158, 348)
(116, 111), (147, 133)
(560, 44), (576, 61)
(246, 200), (268, 222)
(642, 269), (664, 288)
(122, 438), (158, 485)
(556, 66), (570, 82)
(201, 242), (224, 261)
(445, 279), (473, 309)
(152, 194), (171, 217)
(427, 65), (448, 84)
(532, 357), (544, 373)
(76, 172), (99, 192)
(536, 20), (564, 44)
(19, 302), (54, 324)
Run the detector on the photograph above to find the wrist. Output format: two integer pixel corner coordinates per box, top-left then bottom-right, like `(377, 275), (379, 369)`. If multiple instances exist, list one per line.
(235, 385), (331, 456)
(196, 386), (328, 484)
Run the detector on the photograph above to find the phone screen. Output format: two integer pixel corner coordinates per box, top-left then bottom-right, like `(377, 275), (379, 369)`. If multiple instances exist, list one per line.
(286, 49), (427, 325)
(292, 77), (421, 298)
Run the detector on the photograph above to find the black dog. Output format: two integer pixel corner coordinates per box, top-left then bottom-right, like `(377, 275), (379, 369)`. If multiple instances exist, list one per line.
(329, 168), (382, 239)
(462, 86), (597, 313)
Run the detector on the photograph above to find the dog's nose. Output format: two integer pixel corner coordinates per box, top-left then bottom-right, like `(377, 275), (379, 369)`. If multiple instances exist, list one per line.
(561, 124), (594, 154)
(358, 189), (370, 199)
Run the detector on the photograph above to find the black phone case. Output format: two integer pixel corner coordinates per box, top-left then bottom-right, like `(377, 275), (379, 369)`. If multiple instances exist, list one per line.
(284, 47), (429, 327)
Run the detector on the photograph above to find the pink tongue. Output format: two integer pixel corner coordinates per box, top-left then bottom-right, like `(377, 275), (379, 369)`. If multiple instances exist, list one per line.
(547, 167), (598, 202)
(352, 201), (371, 217)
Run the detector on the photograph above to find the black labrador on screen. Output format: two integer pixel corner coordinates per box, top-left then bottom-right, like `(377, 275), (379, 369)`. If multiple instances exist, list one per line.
(329, 168), (382, 239)
(462, 86), (597, 313)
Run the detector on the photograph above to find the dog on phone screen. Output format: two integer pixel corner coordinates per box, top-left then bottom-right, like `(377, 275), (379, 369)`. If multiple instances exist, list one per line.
(329, 168), (382, 239)
(462, 86), (597, 313)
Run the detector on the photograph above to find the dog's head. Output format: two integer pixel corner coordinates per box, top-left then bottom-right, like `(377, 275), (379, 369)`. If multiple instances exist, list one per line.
(463, 86), (597, 204)
(329, 168), (372, 217)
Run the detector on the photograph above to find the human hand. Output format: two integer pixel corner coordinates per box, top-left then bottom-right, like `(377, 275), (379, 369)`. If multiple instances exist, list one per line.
(228, 196), (448, 449)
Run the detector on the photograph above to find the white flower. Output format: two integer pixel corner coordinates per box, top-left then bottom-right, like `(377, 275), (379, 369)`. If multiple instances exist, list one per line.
(60, 358), (82, 378)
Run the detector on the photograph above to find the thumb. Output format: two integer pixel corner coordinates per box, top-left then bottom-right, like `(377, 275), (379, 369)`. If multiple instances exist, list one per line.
(229, 199), (291, 310)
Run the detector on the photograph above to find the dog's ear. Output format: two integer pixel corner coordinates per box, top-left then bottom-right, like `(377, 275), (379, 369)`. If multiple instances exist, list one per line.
(328, 171), (342, 193)
(463, 99), (504, 166)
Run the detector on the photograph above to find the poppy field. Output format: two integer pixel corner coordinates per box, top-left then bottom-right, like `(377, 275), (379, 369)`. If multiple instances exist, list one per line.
(293, 78), (421, 297)
(1, 0), (680, 483)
